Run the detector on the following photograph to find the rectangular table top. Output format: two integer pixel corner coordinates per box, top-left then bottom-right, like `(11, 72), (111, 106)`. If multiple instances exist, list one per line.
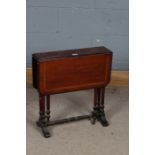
(32, 46), (112, 62)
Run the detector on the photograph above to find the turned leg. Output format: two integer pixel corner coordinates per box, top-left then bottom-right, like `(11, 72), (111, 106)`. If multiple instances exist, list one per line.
(93, 88), (100, 111)
(46, 95), (50, 121)
(91, 87), (109, 127)
(38, 94), (46, 123)
(37, 93), (51, 138)
(91, 88), (100, 124)
(98, 87), (109, 126)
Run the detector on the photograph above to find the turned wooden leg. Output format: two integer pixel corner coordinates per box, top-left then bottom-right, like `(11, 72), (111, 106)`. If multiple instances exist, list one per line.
(91, 88), (100, 124)
(95, 88), (101, 108)
(39, 94), (46, 122)
(37, 93), (51, 138)
(91, 87), (109, 127)
(99, 87), (109, 126)
(46, 95), (50, 121)
(100, 87), (105, 111)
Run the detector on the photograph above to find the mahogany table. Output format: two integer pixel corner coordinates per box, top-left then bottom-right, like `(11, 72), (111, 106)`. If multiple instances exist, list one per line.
(32, 46), (113, 138)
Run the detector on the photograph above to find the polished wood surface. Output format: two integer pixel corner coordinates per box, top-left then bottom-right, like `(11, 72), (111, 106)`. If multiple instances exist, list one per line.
(33, 47), (112, 95)
(38, 55), (111, 94)
(27, 69), (129, 87)
(33, 46), (112, 62)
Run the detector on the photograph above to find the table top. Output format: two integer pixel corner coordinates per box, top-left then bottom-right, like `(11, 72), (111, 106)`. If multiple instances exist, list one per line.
(32, 46), (112, 62)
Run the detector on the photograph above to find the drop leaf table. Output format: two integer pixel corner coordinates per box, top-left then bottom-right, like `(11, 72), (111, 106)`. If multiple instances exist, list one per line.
(32, 46), (113, 138)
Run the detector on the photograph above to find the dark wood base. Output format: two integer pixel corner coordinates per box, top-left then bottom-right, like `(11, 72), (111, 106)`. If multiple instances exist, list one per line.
(91, 108), (109, 126)
(37, 87), (109, 138)
(37, 112), (108, 138)
(36, 121), (51, 138)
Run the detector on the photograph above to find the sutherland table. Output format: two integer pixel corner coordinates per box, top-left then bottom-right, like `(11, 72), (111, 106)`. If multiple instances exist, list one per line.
(32, 46), (113, 138)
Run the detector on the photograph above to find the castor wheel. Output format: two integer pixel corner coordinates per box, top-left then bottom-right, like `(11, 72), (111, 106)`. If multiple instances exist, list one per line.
(42, 127), (51, 138)
(90, 117), (96, 125)
(98, 116), (109, 127)
(36, 121), (51, 138)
